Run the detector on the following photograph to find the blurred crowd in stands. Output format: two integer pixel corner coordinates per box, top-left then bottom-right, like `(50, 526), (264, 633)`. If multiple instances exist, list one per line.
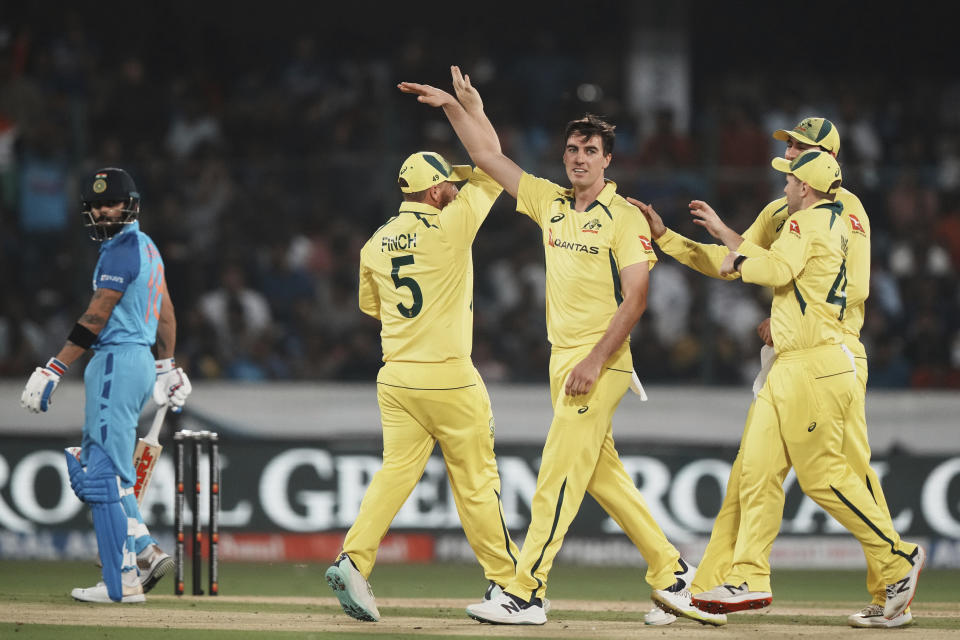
(1, 10), (958, 388)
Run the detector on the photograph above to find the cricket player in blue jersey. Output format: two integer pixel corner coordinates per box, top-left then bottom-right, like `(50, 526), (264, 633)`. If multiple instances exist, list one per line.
(21, 167), (193, 603)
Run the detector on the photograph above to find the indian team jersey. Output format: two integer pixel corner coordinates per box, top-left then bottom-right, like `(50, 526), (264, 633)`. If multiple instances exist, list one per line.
(516, 172), (656, 349)
(359, 168), (502, 364)
(658, 188), (870, 353)
(92, 221), (164, 348)
(739, 200), (848, 353)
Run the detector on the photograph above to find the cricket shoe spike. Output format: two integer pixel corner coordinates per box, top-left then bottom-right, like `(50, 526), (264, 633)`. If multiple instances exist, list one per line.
(692, 582), (772, 614)
(72, 580), (145, 603)
(138, 544), (174, 593)
(325, 553), (380, 622)
(466, 591), (547, 625)
(848, 604), (914, 628)
(884, 546), (925, 620)
(483, 582), (551, 613)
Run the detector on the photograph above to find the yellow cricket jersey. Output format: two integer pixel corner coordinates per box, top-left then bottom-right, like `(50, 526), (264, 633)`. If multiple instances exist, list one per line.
(737, 199), (849, 354)
(516, 172), (657, 349)
(656, 188), (870, 356)
(358, 168), (502, 364)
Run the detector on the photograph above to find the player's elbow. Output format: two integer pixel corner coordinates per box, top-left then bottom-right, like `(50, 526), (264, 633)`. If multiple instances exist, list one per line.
(622, 290), (647, 317)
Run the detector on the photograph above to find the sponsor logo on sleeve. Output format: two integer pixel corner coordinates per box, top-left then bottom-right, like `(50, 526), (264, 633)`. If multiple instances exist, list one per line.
(99, 274), (125, 284)
(789, 220), (801, 237)
(638, 235), (653, 251)
(848, 214), (865, 234)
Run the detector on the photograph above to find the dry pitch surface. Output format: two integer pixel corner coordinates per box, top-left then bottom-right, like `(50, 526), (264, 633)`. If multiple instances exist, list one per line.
(3, 596), (959, 638)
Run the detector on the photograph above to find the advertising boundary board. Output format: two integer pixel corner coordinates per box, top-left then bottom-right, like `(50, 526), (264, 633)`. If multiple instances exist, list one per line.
(1, 436), (958, 567)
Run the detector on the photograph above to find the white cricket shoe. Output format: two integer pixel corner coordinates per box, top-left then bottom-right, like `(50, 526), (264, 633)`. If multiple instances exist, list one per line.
(325, 553), (380, 622)
(849, 604), (914, 628)
(137, 543), (174, 593)
(484, 581), (551, 614)
(466, 591), (547, 625)
(884, 546), (925, 620)
(693, 582), (772, 614)
(652, 587), (727, 626)
(644, 606), (677, 625)
(71, 580), (145, 603)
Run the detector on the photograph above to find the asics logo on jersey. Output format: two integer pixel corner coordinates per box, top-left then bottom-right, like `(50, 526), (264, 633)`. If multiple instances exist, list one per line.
(808, 422), (817, 432)
(381, 233), (418, 252)
(578, 406), (589, 414)
(547, 229), (599, 254)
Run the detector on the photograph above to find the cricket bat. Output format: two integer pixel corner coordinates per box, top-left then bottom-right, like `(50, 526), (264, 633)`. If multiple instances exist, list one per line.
(133, 404), (168, 505)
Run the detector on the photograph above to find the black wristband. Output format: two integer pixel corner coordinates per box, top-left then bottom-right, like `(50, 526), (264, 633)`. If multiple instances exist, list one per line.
(67, 323), (98, 349)
(733, 254), (747, 272)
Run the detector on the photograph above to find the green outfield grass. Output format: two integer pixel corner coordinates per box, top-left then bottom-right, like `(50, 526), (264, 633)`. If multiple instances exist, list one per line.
(1, 560), (958, 638)
(8, 559), (958, 602)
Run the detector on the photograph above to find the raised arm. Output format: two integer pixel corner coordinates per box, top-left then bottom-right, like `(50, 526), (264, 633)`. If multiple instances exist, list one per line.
(398, 67), (523, 198)
(628, 197), (740, 280)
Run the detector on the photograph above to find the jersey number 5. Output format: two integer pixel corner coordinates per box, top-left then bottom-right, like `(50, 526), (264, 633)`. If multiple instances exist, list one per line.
(391, 255), (423, 318)
(826, 260), (847, 321)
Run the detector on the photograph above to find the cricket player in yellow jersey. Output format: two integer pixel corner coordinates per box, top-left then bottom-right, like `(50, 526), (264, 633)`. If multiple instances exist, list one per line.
(324, 145), (522, 622)
(399, 66), (724, 627)
(682, 150), (924, 621)
(635, 119), (912, 628)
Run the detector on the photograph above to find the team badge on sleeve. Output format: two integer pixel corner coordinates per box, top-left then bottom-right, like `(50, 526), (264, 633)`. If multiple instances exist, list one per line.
(789, 220), (801, 236)
(638, 235), (653, 251)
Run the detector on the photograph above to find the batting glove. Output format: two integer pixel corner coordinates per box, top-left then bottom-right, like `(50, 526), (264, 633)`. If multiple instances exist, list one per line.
(153, 358), (193, 408)
(21, 358), (67, 413)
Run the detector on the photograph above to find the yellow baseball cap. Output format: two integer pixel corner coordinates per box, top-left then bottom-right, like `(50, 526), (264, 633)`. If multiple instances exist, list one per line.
(773, 117), (840, 154)
(771, 149), (842, 194)
(397, 151), (473, 193)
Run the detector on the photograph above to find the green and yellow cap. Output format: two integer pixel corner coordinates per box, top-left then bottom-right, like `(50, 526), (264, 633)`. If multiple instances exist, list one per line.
(397, 151), (473, 193)
(773, 117), (840, 154)
(772, 149), (842, 195)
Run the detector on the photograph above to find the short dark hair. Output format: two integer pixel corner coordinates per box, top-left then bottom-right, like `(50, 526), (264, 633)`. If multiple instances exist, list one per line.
(812, 180), (842, 202)
(564, 114), (616, 155)
(401, 184), (430, 202)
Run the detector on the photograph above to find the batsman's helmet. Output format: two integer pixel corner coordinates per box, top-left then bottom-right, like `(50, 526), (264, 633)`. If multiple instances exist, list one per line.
(81, 167), (141, 241)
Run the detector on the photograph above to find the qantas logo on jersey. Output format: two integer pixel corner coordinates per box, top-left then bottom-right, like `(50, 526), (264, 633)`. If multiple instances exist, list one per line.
(548, 228), (599, 254)
(381, 233), (417, 251)
(581, 219), (602, 233)
(849, 214), (865, 234)
(789, 220), (800, 236)
(638, 235), (653, 251)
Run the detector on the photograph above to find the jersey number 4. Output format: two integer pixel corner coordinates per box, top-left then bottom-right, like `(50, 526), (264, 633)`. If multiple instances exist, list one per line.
(391, 255), (423, 318)
(826, 260), (847, 321)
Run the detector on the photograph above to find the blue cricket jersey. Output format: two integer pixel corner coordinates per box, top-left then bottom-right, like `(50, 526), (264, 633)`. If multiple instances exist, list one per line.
(92, 221), (164, 347)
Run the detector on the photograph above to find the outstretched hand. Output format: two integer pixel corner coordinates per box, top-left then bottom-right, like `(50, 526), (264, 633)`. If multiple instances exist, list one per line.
(626, 197), (666, 239)
(688, 200), (731, 240)
(451, 66), (483, 113)
(397, 82), (455, 108)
